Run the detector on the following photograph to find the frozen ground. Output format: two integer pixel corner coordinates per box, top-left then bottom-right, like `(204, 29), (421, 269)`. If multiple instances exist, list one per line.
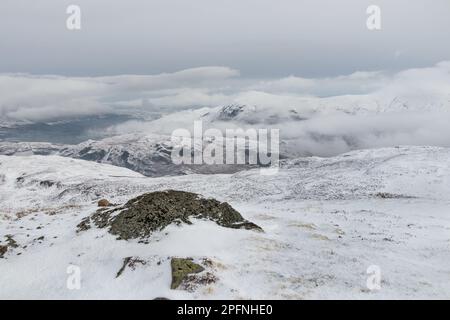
(0, 146), (449, 299)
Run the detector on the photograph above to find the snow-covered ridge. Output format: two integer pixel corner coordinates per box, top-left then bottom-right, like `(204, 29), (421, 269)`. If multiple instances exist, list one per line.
(1, 146), (449, 213)
(0, 132), (263, 177)
(1, 146), (450, 299)
(203, 93), (450, 124)
(0, 134), (195, 177)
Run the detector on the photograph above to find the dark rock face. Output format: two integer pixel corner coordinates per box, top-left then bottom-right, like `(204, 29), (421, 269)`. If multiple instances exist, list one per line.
(217, 104), (246, 121)
(5, 235), (18, 248)
(374, 192), (414, 199)
(0, 245), (7, 258)
(77, 190), (262, 240)
(0, 235), (18, 259)
(115, 257), (147, 278)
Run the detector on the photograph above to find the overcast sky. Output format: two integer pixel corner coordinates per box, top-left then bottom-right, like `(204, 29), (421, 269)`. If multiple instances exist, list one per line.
(1, 0), (449, 77)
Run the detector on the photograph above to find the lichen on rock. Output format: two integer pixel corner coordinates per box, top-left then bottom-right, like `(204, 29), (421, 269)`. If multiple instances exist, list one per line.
(77, 190), (262, 240)
(170, 258), (205, 290)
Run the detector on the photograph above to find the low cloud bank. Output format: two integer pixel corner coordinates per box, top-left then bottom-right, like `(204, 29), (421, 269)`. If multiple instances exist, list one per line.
(1, 63), (450, 156)
(1, 62), (448, 122)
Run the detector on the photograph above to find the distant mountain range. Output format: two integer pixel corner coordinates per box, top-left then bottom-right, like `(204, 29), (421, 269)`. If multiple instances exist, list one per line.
(1, 93), (449, 176)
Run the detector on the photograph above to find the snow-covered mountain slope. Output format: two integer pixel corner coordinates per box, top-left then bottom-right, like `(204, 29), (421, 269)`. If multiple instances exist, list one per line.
(198, 91), (450, 125)
(0, 146), (449, 299)
(0, 132), (262, 177)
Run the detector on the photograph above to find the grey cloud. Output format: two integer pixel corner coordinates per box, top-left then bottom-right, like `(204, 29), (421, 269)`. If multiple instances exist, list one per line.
(1, 0), (449, 77)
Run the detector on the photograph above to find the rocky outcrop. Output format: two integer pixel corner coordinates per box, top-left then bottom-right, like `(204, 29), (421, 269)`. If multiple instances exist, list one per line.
(170, 258), (205, 289)
(77, 190), (262, 240)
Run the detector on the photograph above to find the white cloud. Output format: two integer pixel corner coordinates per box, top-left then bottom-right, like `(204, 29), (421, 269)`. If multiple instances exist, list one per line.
(0, 67), (239, 122)
(87, 61), (450, 157)
(1, 61), (450, 148)
(249, 71), (388, 97)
